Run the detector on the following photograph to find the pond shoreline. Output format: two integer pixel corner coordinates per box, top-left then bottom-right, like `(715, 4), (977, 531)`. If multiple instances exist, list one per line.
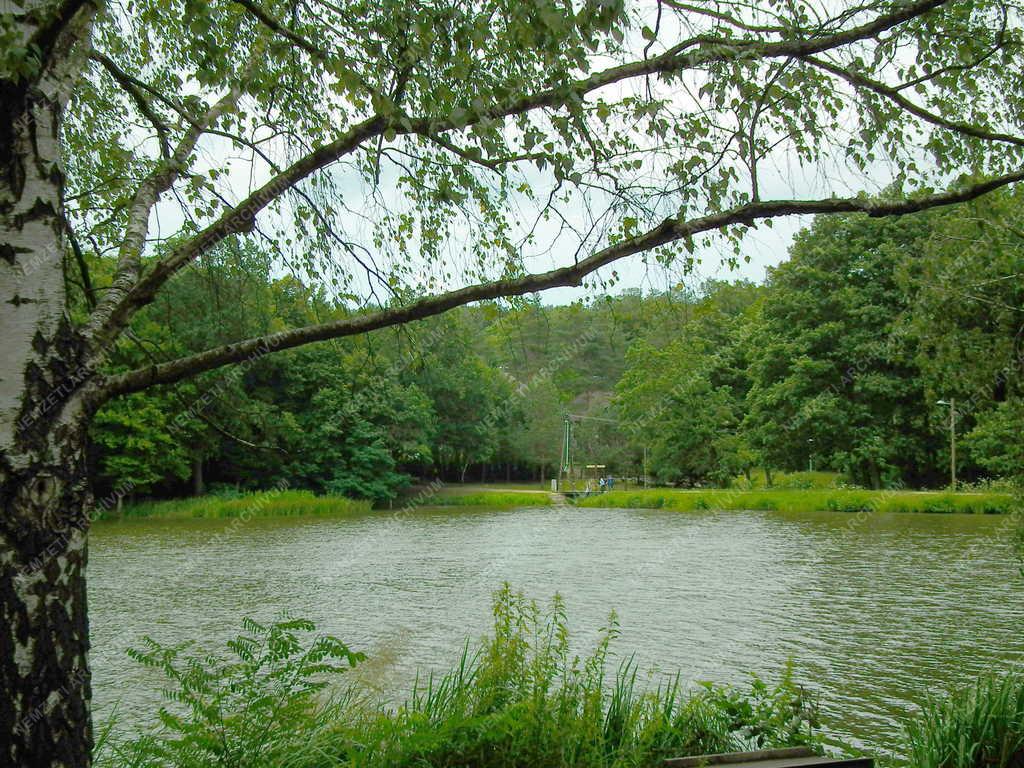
(101, 486), (1016, 522)
(576, 488), (1015, 515)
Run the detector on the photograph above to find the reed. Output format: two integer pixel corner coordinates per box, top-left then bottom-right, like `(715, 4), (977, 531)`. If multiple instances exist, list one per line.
(427, 490), (553, 507)
(577, 489), (1014, 515)
(101, 490), (373, 521)
(904, 674), (1024, 768)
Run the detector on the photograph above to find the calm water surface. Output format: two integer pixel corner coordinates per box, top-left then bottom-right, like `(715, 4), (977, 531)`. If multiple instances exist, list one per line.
(89, 505), (1024, 755)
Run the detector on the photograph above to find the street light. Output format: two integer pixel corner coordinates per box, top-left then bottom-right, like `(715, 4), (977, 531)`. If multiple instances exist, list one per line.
(807, 438), (814, 472)
(936, 398), (956, 491)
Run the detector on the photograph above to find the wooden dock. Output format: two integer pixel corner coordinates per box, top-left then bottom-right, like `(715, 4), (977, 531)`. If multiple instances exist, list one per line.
(665, 747), (873, 768)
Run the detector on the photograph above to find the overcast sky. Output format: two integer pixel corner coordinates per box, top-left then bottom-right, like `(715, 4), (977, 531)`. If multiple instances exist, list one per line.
(144, 1), (922, 312)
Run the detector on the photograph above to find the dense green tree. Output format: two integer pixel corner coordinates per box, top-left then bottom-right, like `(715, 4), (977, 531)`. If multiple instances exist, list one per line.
(615, 282), (760, 484)
(898, 188), (1024, 477)
(743, 214), (940, 488)
(294, 385), (417, 500)
(89, 392), (191, 496)
(506, 378), (565, 482)
(964, 402), (1024, 478)
(417, 349), (510, 482)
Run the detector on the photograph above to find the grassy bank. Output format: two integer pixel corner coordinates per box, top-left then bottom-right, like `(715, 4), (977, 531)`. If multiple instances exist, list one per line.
(577, 488), (1015, 515)
(104, 487), (1016, 520)
(103, 487), (552, 522)
(102, 490), (373, 521)
(426, 488), (552, 507)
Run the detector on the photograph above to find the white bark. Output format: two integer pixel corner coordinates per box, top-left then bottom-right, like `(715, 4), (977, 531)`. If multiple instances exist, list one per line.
(1, 3), (99, 766)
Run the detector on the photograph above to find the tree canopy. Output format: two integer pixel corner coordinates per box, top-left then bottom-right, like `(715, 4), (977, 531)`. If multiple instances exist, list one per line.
(11, 0), (1024, 409)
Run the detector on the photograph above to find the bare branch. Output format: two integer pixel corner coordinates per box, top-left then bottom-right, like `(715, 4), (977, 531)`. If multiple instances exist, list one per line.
(84, 51), (257, 345)
(88, 51), (198, 122)
(91, 52), (173, 157)
(422, 133), (546, 172)
(230, 0), (330, 61)
(661, 1), (786, 35)
(66, 222), (96, 309)
(801, 54), (1024, 148)
(98, 169), (1024, 400)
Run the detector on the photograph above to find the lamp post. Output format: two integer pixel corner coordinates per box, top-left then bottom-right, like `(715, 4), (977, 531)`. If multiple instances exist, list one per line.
(936, 398), (956, 491)
(807, 438), (814, 472)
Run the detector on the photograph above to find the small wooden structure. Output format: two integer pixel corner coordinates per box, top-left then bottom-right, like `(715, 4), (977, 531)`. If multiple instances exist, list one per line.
(665, 747), (873, 768)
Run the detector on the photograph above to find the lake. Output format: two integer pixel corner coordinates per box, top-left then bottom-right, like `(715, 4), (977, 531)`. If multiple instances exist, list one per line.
(89, 504), (1024, 756)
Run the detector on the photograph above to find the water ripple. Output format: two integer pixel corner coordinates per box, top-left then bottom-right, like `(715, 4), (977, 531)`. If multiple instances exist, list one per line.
(89, 506), (1024, 754)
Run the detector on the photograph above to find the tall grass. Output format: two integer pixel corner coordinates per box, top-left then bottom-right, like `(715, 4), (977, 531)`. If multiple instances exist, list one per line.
(98, 586), (821, 768)
(905, 674), (1024, 768)
(427, 490), (553, 507)
(341, 590), (819, 768)
(101, 490), (373, 521)
(578, 489), (1014, 515)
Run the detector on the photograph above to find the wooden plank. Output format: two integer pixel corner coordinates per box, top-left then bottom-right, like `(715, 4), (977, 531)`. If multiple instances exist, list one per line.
(664, 748), (873, 768)
(695, 758), (871, 768)
(666, 747), (817, 767)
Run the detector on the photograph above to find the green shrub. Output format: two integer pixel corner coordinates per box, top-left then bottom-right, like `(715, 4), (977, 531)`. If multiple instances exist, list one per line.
(731, 471), (847, 490)
(825, 497), (872, 514)
(335, 588), (821, 767)
(98, 618), (364, 768)
(905, 674), (1024, 768)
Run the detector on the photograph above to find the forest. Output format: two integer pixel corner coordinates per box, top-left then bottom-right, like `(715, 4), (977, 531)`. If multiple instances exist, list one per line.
(89, 186), (1024, 501)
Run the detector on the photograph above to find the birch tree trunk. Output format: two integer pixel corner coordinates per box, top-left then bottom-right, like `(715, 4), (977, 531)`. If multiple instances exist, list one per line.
(1, 4), (97, 765)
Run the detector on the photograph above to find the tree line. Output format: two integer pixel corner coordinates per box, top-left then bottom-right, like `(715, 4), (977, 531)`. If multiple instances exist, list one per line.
(91, 187), (1023, 498)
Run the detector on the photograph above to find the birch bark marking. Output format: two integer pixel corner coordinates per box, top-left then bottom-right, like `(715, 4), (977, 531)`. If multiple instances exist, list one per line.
(1, 2), (99, 765)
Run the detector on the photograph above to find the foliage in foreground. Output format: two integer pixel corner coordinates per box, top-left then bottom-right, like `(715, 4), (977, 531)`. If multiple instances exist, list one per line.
(98, 587), (821, 768)
(577, 489), (1014, 515)
(98, 617), (365, 767)
(905, 674), (1024, 768)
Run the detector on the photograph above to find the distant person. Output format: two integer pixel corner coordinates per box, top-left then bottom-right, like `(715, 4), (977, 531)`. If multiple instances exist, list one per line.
(607, 476), (614, 491)
(599, 477), (606, 492)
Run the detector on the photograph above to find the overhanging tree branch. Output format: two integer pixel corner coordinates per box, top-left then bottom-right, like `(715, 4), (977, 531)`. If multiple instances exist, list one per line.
(85, 0), (954, 354)
(85, 113), (389, 352)
(88, 51), (198, 123)
(98, 169), (1024, 400)
(230, 0), (330, 60)
(801, 54), (1024, 148)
